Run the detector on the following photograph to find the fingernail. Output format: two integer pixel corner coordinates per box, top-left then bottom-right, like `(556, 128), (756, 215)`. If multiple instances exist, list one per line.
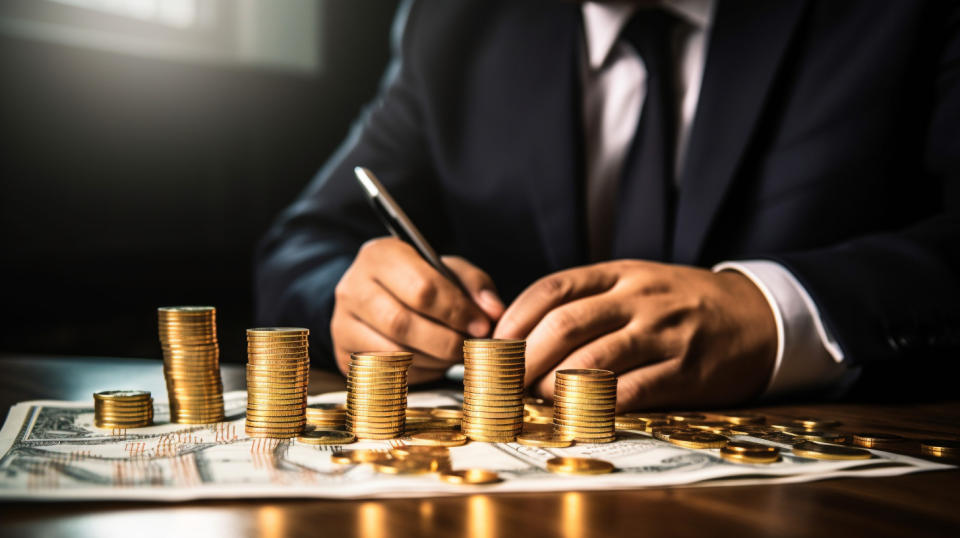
(478, 289), (504, 313)
(468, 319), (489, 337)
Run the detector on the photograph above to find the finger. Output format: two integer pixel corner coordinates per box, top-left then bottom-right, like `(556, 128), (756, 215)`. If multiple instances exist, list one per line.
(335, 313), (453, 371)
(614, 358), (686, 412)
(533, 328), (666, 397)
(493, 265), (618, 339)
(366, 239), (490, 337)
(352, 283), (466, 362)
(523, 294), (631, 385)
(442, 256), (505, 321)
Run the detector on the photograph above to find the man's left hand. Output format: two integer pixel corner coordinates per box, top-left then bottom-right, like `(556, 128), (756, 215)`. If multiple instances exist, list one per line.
(492, 260), (778, 411)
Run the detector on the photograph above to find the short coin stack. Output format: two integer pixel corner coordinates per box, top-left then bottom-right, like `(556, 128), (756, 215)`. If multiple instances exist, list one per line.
(245, 328), (310, 438)
(461, 338), (525, 442)
(157, 306), (225, 424)
(553, 369), (617, 443)
(306, 404), (346, 429)
(93, 390), (154, 429)
(346, 352), (412, 440)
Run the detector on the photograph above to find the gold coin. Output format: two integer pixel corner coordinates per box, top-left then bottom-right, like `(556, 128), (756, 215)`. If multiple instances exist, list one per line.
(391, 445), (449, 459)
(461, 409), (524, 419)
(409, 431), (468, 447)
(545, 457), (613, 475)
(439, 469), (501, 485)
(727, 424), (770, 435)
(429, 406), (463, 419)
(516, 431), (574, 447)
(405, 419), (461, 432)
(792, 440), (871, 460)
(330, 449), (391, 465)
(710, 413), (765, 425)
(555, 368), (613, 378)
(920, 439), (960, 458)
(93, 390), (151, 401)
(615, 416), (647, 430)
(852, 432), (907, 448)
(720, 440), (780, 464)
(296, 430), (356, 445)
(794, 417), (841, 430)
(667, 413), (706, 423)
(371, 460), (432, 475)
(668, 431), (728, 449)
(783, 429), (849, 444)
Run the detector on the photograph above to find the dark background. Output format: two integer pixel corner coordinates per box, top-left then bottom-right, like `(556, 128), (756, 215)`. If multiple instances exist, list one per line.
(0, 1), (402, 363)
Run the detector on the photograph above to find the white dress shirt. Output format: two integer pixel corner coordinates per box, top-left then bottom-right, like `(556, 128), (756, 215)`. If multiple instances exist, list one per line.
(581, 0), (859, 398)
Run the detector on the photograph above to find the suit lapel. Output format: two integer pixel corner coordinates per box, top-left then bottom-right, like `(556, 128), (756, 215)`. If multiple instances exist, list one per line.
(507, 5), (585, 270)
(672, 0), (809, 264)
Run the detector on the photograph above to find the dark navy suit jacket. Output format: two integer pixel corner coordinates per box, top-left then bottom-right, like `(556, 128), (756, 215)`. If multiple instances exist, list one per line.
(256, 0), (960, 393)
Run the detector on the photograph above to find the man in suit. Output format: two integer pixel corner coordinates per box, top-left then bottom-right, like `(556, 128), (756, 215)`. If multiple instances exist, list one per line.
(256, 0), (960, 410)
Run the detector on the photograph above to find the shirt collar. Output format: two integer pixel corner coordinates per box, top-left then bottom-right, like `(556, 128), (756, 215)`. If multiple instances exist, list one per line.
(582, 0), (713, 70)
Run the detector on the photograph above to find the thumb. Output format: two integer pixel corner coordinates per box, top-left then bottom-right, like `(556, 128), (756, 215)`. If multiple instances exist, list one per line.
(442, 256), (505, 321)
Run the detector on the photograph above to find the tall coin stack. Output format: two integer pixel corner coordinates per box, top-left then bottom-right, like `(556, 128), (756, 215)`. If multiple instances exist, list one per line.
(553, 369), (617, 443)
(93, 390), (154, 429)
(157, 306), (225, 424)
(346, 352), (412, 440)
(461, 338), (525, 442)
(245, 328), (310, 438)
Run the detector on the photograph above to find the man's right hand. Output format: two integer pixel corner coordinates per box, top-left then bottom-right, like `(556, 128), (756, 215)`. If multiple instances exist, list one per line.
(331, 237), (505, 384)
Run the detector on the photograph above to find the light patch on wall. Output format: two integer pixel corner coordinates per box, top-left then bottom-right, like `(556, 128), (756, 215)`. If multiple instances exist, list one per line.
(0, 0), (323, 76)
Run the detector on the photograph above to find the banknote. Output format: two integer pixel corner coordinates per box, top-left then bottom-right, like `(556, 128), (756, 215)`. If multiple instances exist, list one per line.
(0, 390), (950, 501)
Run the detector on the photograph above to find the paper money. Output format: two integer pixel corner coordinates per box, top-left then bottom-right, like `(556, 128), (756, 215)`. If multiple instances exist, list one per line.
(0, 390), (951, 501)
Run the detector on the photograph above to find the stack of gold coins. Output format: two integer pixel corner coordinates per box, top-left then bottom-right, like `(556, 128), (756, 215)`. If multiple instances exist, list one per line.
(552, 369), (617, 443)
(461, 338), (525, 442)
(157, 306), (225, 424)
(93, 390), (154, 429)
(345, 352), (412, 440)
(306, 403), (346, 429)
(245, 328), (310, 438)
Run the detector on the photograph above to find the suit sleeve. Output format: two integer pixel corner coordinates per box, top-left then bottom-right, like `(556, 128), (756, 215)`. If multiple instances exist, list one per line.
(767, 7), (960, 393)
(254, 0), (439, 368)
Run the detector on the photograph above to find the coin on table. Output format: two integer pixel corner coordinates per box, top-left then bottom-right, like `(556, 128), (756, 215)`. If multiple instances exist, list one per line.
(296, 430), (356, 445)
(409, 431), (468, 447)
(431, 406), (463, 419)
(711, 413), (765, 425)
(668, 431), (729, 449)
(720, 440), (780, 464)
(852, 432), (907, 448)
(545, 457), (614, 475)
(920, 439), (960, 459)
(792, 440), (871, 460)
(784, 429), (849, 444)
(440, 469), (502, 485)
(373, 459), (433, 475)
(667, 413), (707, 423)
(516, 431), (574, 448)
(794, 417), (841, 430)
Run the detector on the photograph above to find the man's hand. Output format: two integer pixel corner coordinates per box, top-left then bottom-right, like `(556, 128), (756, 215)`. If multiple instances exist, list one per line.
(332, 237), (505, 384)
(493, 260), (777, 411)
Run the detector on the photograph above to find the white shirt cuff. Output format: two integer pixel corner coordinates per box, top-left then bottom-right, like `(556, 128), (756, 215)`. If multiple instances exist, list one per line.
(713, 260), (860, 398)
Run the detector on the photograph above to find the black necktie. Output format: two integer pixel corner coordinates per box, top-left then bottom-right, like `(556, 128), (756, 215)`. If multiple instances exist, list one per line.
(611, 9), (678, 262)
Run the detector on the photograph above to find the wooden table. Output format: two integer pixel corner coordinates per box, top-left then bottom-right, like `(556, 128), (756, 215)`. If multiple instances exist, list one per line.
(1, 355), (958, 537)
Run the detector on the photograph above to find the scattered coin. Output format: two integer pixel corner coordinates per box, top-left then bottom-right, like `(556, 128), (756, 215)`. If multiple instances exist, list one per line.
(516, 431), (574, 448)
(852, 432), (907, 449)
(440, 469), (502, 485)
(920, 439), (960, 459)
(296, 429), (356, 445)
(720, 440), (780, 464)
(792, 440), (872, 460)
(668, 431), (729, 449)
(410, 431), (468, 447)
(545, 457), (614, 475)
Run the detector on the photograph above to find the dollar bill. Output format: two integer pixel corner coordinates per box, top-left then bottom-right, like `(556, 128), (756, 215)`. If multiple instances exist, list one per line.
(0, 391), (951, 500)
